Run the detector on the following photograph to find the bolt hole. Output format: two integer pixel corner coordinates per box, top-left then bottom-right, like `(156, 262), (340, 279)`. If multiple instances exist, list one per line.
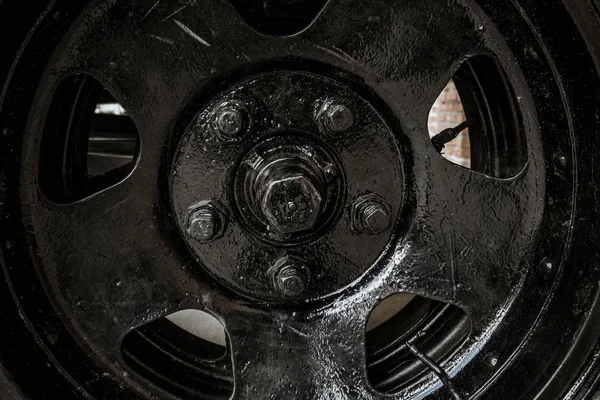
(553, 153), (568, 170)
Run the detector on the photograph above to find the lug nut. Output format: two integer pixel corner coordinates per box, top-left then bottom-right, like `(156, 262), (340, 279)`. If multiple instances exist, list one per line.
(361, 203), (391, 234)
(185, 201), (228, 243)
(216, 109), (244, 135)
(271, 257), (309, 297)
(321, 102), (355, 133)
(213, 101), (249, 140)
(351, 193), (392, 235)
(277, 267), (306, 297)
(188, 209), (218, 242)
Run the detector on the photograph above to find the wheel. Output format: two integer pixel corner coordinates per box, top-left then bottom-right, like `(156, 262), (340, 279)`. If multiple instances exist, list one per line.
(1, 0), (600, 399)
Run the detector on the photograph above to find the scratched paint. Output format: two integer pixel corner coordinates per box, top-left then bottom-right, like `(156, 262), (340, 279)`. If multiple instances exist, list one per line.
(174, 19), (211, 47)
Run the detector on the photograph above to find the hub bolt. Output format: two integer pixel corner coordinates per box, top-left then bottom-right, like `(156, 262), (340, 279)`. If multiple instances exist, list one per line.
(321, 102), (355, 133)
(185, 201), (228, 243)
(213, 101), (249, 140)
(277, 268), (306, 297)
(271, 257), (309, 297)
(351, 193), (392, 235)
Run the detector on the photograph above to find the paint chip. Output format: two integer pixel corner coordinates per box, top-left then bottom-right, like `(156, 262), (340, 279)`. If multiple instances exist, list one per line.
(174, 19), (211, 47)
(148, 34), (174, 45)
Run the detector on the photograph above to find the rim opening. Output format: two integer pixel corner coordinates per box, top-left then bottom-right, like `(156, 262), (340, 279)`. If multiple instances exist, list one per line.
(166, 309), (228, 349)
(121, 314), (234, 400)
(428, 80), (471, 168)
(88, 89), (138, 176)
(450, 55), (527, 178)
(428, 55), (527, 178)
(229, 0), (327, 36)
(365, 295), (471, 394)
(38, 74), (140, 203)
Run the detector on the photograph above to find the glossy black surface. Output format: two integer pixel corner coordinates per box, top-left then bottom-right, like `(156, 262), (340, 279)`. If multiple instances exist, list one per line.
(172, 71), (402, 300)
(1, 0), (600, 399)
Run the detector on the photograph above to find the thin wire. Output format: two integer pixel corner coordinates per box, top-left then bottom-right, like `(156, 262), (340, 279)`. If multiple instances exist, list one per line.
(405, 341), (465, 400)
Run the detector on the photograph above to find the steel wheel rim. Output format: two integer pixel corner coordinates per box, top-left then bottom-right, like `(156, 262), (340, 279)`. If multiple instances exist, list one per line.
(1, 0), (599, 399)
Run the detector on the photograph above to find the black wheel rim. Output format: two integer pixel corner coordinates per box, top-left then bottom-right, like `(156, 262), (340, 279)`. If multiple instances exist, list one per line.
(1, 0), (599, 399)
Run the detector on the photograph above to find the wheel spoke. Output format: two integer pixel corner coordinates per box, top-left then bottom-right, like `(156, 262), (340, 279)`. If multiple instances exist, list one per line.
(27, 167), (196, 355)
(301, 0), (486, 120)
(219, 302), (377, 400)
(51, 0), (263, 130)
(389, 156), (540, 327)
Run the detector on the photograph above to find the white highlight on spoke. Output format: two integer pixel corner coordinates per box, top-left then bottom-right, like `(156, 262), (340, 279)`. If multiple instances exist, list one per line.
(174, 19), (211, 47)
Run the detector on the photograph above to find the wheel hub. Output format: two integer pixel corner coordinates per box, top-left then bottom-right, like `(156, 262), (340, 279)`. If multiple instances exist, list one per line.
(235, 135), (343, 242)
(170, 70), (405, 300)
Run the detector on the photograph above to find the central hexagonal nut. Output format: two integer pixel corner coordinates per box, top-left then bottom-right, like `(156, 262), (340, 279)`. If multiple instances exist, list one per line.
(259, 174), (323, 234)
